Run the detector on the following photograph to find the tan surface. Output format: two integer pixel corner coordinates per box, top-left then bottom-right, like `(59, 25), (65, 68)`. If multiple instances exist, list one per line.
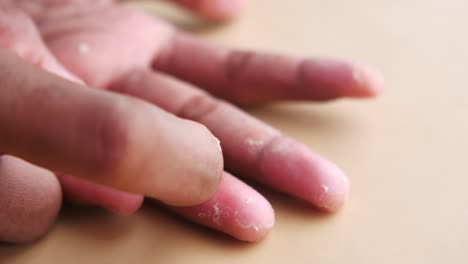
(1, 0), (467, 263)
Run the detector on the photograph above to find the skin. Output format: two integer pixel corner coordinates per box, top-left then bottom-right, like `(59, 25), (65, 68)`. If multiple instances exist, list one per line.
(0, 0), (383, 243)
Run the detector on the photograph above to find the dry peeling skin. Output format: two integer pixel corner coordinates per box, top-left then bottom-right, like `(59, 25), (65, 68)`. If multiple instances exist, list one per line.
(112, 69), (352, 213)
(171, 173), (275, 242)
(77, 41), (90, 55)
(258, 138), (349, 212)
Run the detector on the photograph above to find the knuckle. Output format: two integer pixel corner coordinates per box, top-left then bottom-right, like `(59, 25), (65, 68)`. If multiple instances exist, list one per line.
(110, 68), (147, 93)
(95, 100), (142, 184)
(225, 50), (254, 81)
(178, 93), (220, 121)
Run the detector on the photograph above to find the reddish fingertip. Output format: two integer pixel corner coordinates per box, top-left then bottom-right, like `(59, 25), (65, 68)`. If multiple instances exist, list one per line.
(351, 61), (385, 97)
(301, 59), (383, 99)
(197, 0), (247, 21)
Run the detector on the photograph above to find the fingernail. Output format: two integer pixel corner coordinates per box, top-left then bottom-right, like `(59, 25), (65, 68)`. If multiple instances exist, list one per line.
(314, 164), (350, 212)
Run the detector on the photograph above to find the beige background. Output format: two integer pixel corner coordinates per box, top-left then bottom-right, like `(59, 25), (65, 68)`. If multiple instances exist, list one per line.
(1, 0), (467, 263)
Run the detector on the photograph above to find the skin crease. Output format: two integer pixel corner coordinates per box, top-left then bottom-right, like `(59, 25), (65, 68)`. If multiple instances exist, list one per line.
(0, 0), (383, 243)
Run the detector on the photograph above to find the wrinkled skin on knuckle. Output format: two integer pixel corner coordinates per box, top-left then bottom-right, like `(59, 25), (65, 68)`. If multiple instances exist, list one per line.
(92, 97), (146, 189)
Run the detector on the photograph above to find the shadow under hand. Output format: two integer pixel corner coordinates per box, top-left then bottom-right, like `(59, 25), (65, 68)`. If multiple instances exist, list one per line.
(245, 102), (352, 137)
(58, 202), (254, 252)
(0, 202), (254, 263)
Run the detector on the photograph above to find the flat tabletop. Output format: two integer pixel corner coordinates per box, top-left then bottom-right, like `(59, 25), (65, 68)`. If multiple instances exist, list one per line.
(1, 0), (467, 263)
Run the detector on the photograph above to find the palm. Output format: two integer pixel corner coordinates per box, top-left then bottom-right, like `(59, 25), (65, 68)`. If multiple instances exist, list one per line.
(39, 4), (172, 88)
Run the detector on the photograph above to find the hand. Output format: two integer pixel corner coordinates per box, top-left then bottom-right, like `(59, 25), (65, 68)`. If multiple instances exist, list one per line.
(0, 0), (383, 243)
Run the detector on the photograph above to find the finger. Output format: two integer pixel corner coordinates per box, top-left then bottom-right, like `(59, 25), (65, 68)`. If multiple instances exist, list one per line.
(170, 172), (274, 242)
(110, 69), (349, 212)
(0, 155), (62, 243)
(0, 50), (223, 206)
(168, 0), (247, 21)
(0, 11), (144, 216)
(58, 174), (144, 216)
(154, 33), (383, 104)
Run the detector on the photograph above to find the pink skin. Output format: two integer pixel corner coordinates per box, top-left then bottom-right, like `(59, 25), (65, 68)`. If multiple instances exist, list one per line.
(0, 0), (382, 242)
(58, 175), (144, 216)
(110, 69), (350, 212)
(172, 172), (275, 242)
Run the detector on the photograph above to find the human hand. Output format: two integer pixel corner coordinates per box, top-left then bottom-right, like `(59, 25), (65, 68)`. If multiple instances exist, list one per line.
(0, 0), (383, 243)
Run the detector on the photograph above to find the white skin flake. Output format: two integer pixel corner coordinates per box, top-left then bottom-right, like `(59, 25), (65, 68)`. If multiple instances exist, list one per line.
(317, 184), (330, 203)
(233, 211), (272, 233)
(78, 42), (90, 55)
(244, 138), (265, 148)
(321, 185), (329, 193)
(245, 197), (253, 205)
(268, 139), (292, 156)
(214, 137), (222, 152)
(212, 203), (221, 225)
(197, 212), (206, 219)
(211, 203), (231, 226)
(234, 218), (260, 232)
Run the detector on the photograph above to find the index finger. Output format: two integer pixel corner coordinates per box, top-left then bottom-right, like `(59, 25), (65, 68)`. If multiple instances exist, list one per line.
(0, 50), (223, 206)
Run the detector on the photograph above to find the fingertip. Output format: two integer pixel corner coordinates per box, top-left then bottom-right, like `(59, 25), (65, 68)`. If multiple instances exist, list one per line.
(300, 58), (384, 99)
(351, 61), (385, 97)
(225, 177), (275, 242)
(199, 0), (247, 20)
(259, 138), (350, 212)
(175, 0), (247, 21)
(233, 195), (275, 242)
(171, 173), (275, 242)
(310, 161), (350, 213)
(189, 123), (225, 204)
(150, 117), (224, 206)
